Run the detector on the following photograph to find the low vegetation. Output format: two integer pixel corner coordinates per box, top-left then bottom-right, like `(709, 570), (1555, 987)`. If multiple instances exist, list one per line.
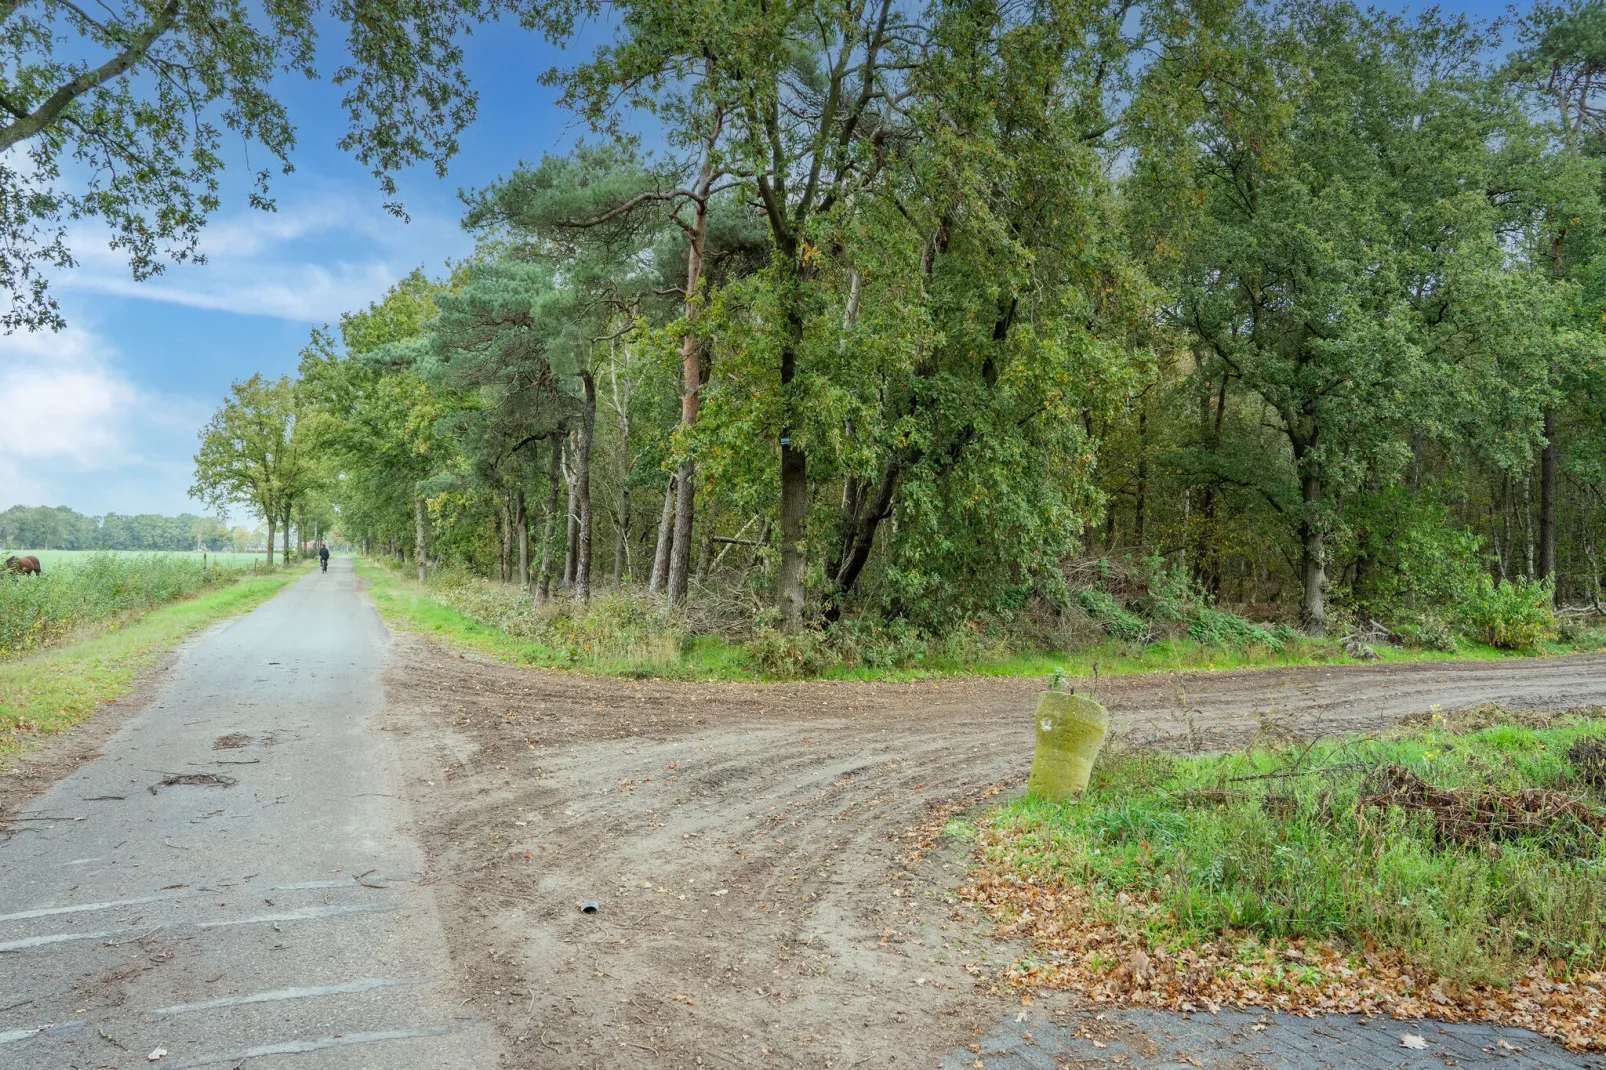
(0, 552), (271, 660)
(961, 706), (1606, 1048)
(362, 557), (1604, 680)
(0, 568), (305, 765)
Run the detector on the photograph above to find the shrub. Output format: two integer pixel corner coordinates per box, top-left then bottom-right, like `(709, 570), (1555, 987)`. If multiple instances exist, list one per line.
(742, 626), (836, 678)
(428, 574), (688, 670)
(1395, 613), (1459, 652)
(1187, 607), (1287, 651)
(1460, 576), (1556, 651)
(1076, 588), (1149, 643)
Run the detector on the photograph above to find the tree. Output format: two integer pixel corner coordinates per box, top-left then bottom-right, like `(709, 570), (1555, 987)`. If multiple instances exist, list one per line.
(0, 0), (521, 332)
(1127, 1), (1523, 633)
(1508, 0), (1606, 593)
(190, 374), (313, 564)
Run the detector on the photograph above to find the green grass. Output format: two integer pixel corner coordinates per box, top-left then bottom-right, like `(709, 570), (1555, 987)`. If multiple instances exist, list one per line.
(1, 565), (308, 767)
(7, 549), (274, 570)
(356, 557), (1604, 683)
(978, 709), (1606, 986)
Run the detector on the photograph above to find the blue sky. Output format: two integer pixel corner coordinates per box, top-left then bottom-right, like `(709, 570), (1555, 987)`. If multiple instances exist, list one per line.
(0, 0), (1510, 518)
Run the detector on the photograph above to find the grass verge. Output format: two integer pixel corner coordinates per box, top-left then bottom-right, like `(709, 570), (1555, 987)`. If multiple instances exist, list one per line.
(1, 565), (308, 767)
(357, 558), (1604, 683)
(958, 705), (1606, 1049)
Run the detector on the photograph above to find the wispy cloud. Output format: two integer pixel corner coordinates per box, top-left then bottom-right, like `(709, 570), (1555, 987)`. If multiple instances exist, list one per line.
(57, 185), (470, 323)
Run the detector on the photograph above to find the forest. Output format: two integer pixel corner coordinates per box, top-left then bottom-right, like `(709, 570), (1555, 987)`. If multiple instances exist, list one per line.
(193, 0), (1606, 667)
(0, 505), (248, 552)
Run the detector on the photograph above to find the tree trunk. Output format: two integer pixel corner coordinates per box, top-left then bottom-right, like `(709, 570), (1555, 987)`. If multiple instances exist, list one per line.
(574, 372), (597, 605)
(1522, 472), (1535, 579)
(516, 488), (529, 589)
(563, 430), (579, 589)
(282, 507), (291, 567)
(667, 113), (720, 609)
(1134, 405), (1148, 547)
(776, 299), (808, 629)
(695, 502), (716, 584)
(1540, 406), (1557, 593)
(536, 434), (562, 606)
(265, 514), (276, 568)
(1298, 470), (1326, 635)
(827, 458), (900, 620)
(649, 475), (675, 594)
(498, 494), (511, 583)
(414, 497), (427, 583)
(612, 495), (629, 589)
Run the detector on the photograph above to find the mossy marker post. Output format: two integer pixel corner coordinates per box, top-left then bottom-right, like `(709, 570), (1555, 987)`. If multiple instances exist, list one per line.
(1026, 689), (1111, 800)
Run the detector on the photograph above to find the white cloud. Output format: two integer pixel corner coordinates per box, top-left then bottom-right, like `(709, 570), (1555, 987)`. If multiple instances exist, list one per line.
(57, 186), (469, 323)
(0, 326), (133, 465)
(0, 327), (207, 513)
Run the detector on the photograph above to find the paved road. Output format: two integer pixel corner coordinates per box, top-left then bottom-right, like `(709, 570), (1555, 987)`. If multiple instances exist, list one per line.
(0, 558), (493, 1069)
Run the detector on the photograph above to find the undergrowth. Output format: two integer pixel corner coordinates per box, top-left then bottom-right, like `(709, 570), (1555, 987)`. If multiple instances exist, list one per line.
(363, 556), (1605, 681)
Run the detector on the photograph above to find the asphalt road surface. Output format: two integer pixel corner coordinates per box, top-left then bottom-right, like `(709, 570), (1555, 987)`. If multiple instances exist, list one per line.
(0, 558), (493, 1069)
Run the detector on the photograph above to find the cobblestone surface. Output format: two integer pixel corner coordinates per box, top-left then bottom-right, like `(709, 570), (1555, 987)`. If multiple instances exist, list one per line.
(942, 1007), (1605, 1069)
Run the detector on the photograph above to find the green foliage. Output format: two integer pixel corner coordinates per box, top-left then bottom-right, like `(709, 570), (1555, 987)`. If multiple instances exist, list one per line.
(1186, 608), (1291, 652)
(1461, 576), (1559, 651)
(1, 0), (509, 331)
(1395, 614), (1461, 653)
(1076, 589), (1149, 644)
(983, 714), (1606, 985)
(0, 553), (260, 660)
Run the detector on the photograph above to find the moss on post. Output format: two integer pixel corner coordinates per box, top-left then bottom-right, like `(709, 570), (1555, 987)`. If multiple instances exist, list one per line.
(1026, 691), (1111, 801)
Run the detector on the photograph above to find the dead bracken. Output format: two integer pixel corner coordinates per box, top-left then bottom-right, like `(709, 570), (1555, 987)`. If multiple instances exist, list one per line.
(1360, 762), (1606, 856)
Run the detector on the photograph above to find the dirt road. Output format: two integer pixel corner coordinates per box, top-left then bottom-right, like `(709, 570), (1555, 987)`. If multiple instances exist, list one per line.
(385, 642), (1606, 1068)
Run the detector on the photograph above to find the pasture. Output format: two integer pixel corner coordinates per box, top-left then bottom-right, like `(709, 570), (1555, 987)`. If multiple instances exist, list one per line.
(6, 549), (273, 571)
(0, 551), (277, 660)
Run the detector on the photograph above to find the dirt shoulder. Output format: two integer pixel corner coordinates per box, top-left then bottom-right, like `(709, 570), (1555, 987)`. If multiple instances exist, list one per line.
(380, 643), (1606, 1068)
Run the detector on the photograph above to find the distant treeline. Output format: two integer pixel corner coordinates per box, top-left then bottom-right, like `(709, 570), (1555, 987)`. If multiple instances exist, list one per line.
(0, 505), (251, 551)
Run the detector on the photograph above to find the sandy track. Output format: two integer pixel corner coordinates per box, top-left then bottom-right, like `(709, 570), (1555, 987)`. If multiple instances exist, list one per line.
(381, 644), (1606, 1068)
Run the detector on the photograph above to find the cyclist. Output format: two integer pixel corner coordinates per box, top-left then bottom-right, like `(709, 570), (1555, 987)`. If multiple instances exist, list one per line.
(318, 543), (330, 572)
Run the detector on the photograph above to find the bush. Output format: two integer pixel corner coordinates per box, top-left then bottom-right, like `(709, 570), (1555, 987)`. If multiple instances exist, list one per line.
(1187, 607), (1288, 651)
(1460, 576), (1556, 651)
(743, 626), (835, 678)
(1076, 588), (1150, 643)
(428, 574), (688, 670)
(1395, 613), (1459, 652)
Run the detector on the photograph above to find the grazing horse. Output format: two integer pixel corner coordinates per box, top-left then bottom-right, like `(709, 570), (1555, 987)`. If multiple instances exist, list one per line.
(3, 555), (41, 576)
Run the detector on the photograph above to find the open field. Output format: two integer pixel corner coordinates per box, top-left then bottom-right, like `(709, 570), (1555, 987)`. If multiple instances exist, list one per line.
(5, 548), (276, 570)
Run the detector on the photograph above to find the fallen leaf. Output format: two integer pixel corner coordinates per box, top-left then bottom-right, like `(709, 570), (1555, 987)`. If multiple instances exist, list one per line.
(147, 1049), (168, 1062)
(1401, 1034), (1429, 1050)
